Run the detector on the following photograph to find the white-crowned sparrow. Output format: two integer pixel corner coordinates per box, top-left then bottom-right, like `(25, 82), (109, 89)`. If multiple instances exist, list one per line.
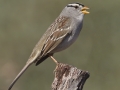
(8, 3), (89, 90)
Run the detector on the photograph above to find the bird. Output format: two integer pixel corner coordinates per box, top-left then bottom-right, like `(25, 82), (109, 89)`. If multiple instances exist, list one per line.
(8, 2), (89, 90)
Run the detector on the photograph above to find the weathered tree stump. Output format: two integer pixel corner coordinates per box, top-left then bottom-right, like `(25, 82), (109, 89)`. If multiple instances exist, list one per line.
(52, 63), (90, 90)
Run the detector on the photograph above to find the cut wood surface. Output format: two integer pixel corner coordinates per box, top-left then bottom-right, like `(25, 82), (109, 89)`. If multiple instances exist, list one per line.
(52, 63), (90, 90)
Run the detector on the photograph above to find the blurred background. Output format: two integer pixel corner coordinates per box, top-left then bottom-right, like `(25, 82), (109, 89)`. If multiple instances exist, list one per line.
(0, 0), (120, 90)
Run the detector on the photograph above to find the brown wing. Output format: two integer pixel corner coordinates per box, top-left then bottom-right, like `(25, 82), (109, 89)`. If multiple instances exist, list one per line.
(27, 16), (72, 64)
(40, 16), (72, 56)
(41, 28), (71, 55)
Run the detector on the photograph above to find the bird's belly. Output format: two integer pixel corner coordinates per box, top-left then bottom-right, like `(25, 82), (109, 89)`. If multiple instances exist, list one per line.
(55, 36), (77, 52)
(51, 28), (81, 53)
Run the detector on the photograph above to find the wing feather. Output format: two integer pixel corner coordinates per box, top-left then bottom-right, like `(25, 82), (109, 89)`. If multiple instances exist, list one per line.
(27, 16), (72, 64)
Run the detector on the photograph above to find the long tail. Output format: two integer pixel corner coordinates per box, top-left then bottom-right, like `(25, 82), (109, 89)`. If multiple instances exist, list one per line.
(8, 63), (32, 90)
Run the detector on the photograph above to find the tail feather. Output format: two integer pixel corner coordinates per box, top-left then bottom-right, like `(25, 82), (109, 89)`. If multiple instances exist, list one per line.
(8, 63), (32, 90)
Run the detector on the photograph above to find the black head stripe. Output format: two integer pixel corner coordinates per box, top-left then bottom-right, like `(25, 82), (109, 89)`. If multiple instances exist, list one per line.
(67, 5), (75, 7)
(75, 3), (84, 7)
(67, 3), (84, 8)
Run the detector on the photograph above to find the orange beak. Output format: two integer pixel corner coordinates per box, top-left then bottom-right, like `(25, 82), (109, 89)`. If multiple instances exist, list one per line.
(81, 6), (89, 14)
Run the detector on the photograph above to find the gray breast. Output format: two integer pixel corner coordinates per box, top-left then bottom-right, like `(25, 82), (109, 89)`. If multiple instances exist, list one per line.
(52, 20), (83, 53)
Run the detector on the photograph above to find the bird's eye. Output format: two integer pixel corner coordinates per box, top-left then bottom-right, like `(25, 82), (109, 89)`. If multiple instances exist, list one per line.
(74, 6), (79, 9)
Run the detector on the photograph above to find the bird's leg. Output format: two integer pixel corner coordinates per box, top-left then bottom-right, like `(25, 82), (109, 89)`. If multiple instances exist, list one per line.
(49, 55), (59, 74)
(50, 55), (58, 64)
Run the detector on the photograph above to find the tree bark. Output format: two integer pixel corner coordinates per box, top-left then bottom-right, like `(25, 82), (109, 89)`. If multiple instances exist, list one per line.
(52, 63), (90, 90)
